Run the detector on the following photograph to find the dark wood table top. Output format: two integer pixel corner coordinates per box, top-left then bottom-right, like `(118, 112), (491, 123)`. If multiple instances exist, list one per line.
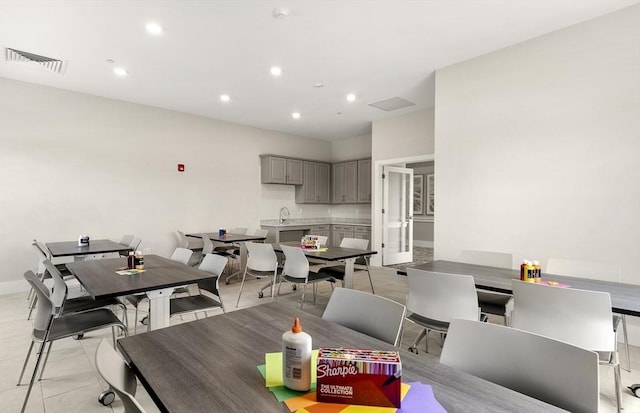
(66, 255), (214, 299)
(186, 233), (267, 243)
(274, 242), (377, 262)
(117, 302), (566, 413)
(46, 239), (131, 257)
(399, 260), (640, 317)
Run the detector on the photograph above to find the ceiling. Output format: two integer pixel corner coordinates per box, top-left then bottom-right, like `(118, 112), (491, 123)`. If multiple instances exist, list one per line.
(1, 1), (637, 141)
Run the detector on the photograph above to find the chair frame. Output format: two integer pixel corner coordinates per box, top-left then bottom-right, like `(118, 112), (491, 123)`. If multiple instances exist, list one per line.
(236, 242), (280, 308)
(276, 244), (333, 308)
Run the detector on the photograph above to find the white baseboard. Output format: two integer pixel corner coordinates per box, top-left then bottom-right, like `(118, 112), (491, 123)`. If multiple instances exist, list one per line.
(414, 240), (434, 248)
(0, 279), (30, 295)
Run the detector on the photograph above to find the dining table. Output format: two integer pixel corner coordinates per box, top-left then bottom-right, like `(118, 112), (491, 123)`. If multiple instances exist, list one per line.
(116, 302), (567, 413)
(186, 232), (268, 283)
(46, 239), (131, 258)
(66, 254), (215, 330)
(273, 242), (377, 289)
(398, 260), (640, 317)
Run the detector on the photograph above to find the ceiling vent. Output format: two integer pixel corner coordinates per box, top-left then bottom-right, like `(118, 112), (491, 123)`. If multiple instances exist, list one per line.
(5, 47), (67, 74)
(369, 97), (415, 112)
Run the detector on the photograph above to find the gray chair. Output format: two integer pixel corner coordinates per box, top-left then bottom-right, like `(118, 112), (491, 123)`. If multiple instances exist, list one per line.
(459, 249), (514, 325)
(28, 241), (76, 319)
(405, 268), (481, 354)
(546, 257), (630, 372)
(44, 260), (128, 329)
(18, 271), (127, 413)
(440, 319), (599, 413)
(511, 280), (622, 412)
(322, 287), (406, 346)
(319, 238), (375, 294)
(125, 248), (194, 333)
(276, 245), (334, 309)
(236, 242), (281, 307)
(169, 253), (227, 319)
(95, 339), (147, 413)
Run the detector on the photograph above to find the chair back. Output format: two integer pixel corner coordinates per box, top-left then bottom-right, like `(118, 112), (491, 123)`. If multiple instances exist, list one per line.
(23, 271), (56, 336)
(129, 237), (142, 251)
(441, 319), (599, 413)
(170, 248), (193, 265)
(253, 229), (269, 238)
(281, 245), (309, 280)
(546, 258), (621, 282)
(511, 280), (615, 352)
(313, 235), (328, 246)
(230, 227), (248, 235)
(32, 241), (50, 276)
(119, 234), (135, 246)
(43, 260), (68, 311)
(340, 238), (369, 250)
(406, 268), (479, 323)
(323, 287), (406, 346)
(95, 340), (147, 413)
(460, 250), (512, 269)
(201, 235), (214, 255)
(245, 242), (278, 272)
(197, 254), (227, 294)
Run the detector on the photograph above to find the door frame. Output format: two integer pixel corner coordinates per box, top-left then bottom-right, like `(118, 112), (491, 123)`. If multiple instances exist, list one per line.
(371, 153), (435, 267)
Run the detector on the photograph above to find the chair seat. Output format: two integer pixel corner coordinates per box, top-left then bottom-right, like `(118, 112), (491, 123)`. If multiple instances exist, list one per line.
(282, 270), (334, 284)
(406, 312), (450, 333)
(62, 296), (123, 315)
(124, 294), (146, 307)
(35, 309), (125, 342)
(477, 290), (512, 316)
(170, 295), (222, 317)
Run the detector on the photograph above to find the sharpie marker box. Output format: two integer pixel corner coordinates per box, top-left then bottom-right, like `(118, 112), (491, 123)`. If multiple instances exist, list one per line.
(316, 348), (401, 408)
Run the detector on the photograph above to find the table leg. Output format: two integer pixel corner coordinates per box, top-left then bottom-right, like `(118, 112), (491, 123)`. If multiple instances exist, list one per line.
(343, 258), (356, 289)
(146, 288), (175, 330)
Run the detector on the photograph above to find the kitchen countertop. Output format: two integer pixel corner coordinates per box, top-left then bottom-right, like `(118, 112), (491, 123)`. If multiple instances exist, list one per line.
(260, 218), (371, 228)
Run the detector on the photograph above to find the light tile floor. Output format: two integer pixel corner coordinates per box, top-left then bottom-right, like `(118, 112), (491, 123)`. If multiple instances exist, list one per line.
(2, 266), (639, 412)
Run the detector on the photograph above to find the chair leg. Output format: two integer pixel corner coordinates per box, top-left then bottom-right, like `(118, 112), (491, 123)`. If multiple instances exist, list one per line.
(37, 341), (53, 381)
(235, 267), (249, 308)
(20, 340), (48, 413)
(365, 264), (375, 294)
(300, 284), (308, 309)
(614, 355), (623, 413)
(17, 340), (35, 385)
(411, 329), (427, 353)
(622, 315), (630, 372)
(133, 306), (139, 335)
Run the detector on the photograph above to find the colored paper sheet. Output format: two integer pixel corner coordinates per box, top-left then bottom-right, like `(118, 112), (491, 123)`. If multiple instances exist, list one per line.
(265, 350), (319, 387)
(284, 391), (319, 411)
(397, 382), (446, 413)
(257, 364), (266, 378)
(271, 383), (317, 402)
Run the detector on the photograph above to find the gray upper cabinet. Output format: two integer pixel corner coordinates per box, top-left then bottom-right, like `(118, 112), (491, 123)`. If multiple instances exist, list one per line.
(261, 156), (303, 185)
(357, 159), (371, 203)
(295, 161), (330, 203)
(332, 161), (358, 203)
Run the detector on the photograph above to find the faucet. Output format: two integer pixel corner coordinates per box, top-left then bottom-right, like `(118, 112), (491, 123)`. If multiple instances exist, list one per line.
(279, 207), (290, 224)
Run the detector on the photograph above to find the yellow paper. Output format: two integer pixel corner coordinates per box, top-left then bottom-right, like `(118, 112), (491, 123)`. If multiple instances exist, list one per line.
(265, 350), (319, 387)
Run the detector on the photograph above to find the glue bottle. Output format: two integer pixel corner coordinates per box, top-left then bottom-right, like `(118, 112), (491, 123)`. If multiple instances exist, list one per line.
(282, 317), (312, 391)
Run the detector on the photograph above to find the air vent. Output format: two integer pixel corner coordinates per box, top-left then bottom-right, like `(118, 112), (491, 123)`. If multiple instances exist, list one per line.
(5, 48), (66, 74)
(369, 97), (415, 112)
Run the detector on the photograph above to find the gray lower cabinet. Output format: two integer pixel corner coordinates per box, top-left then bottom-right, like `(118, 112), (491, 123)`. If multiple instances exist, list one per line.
(332, 161), (358, 203)
(353, 226), (372, 246)
(309, 225), (331, 242)
(332, 225), (354, 246)
(295, 161), (330, 203)
(357, 159), (371, 203)
(261, 156), (303, 185)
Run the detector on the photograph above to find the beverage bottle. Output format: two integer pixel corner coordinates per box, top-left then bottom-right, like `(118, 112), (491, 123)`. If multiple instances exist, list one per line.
(520, 260), (528, 281)
(532, 260), (541, 283)
(127, 252), (135, 269)
(282, 317), (312, 391)
(525, 261), (535, 283)
(135, 251), (144, 270)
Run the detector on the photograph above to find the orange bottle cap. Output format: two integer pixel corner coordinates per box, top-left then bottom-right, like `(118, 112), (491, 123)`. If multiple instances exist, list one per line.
(291, 317), (302, 333)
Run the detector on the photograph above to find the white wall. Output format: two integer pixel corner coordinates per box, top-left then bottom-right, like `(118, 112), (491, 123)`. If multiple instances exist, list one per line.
(434, 7), (640, 339)
(370, 109), (435, 265)
(331, 134), (371, 162)
(0, 78), (332, 291)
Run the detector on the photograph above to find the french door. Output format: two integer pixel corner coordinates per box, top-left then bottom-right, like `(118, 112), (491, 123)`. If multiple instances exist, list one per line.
(382, 166), (413, 265)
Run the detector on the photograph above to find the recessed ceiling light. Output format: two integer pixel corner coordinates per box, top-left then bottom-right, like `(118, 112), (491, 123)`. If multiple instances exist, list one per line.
(273, 8), (290, 19)
(291, 112), (301, 119)
(220, 94), (230, 102)
(113, 67), (128, 77)
(346, 93), (356, 102)
(270, 66), (282, 77)
(314, 83), (324, 88)
(145, 22), (163, 35)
